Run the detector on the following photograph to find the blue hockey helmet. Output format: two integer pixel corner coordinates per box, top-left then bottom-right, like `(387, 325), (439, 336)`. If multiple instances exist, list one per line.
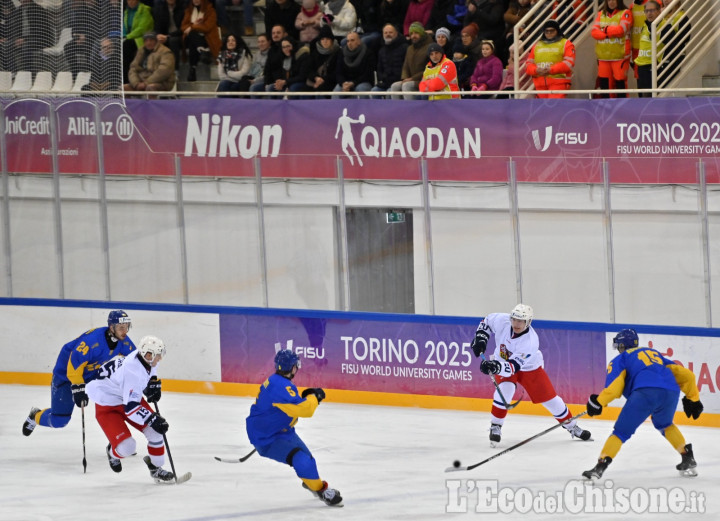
(107, 310), (131, 329)
(612, 329), (638, 351)
(274, 349), (301, 374)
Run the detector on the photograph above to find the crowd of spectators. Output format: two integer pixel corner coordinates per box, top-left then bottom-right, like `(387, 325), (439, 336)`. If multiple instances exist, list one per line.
(0, 0), (692, 97)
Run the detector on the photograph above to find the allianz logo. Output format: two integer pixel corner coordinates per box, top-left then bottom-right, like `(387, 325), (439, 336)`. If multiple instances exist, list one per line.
(531, 125), (588, 152)
(274, 339), (326, 359)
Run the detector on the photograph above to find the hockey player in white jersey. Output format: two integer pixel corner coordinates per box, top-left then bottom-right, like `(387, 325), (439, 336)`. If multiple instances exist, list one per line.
(86, 335), (174, 483)
(470, 304), (591, 446)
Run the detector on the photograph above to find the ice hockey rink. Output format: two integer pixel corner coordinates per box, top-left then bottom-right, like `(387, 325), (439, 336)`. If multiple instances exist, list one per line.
(2, 384), (717, 521)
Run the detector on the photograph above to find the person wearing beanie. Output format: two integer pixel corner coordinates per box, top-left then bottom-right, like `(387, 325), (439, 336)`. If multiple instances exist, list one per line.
(526, 19), (576, 98)
(459, 22), (483, 65)
(304, 25), (341, 93)
(434, 26), (452, 56)
(418, 41), (459, 99)
(390, 22), (432, 99)
(403, 0), (434, 37)
(591, 0), (632, 98)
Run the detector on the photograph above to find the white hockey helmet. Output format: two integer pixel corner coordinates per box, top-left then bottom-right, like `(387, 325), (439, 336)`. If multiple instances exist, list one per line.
(138, 335), (166, 359)
(510, 304), (534, 327)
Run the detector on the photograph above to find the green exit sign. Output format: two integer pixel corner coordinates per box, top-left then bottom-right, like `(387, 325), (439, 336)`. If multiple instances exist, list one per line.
(386, 211), (406, 223)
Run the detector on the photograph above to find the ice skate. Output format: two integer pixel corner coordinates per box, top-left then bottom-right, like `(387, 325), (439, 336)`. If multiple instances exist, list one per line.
(563, 421), (592, 441)
(107, 444), (122, 473)
(303, 481), (344, 507)
(489, 423), (502, 447)
(676, 444), (697, 477)
(22, 407), (41, 436)
(143, 455), (175, 484)
(582, 456), (612, 481)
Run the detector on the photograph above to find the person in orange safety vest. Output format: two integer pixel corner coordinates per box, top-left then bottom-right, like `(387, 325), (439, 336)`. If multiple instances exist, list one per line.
(591, 0), (633, 97)
(418, 43), (460, 100)
(526, 20), (575, 99)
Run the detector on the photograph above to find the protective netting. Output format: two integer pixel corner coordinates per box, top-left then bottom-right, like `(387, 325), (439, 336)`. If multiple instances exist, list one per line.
(0, 0), (122, 98)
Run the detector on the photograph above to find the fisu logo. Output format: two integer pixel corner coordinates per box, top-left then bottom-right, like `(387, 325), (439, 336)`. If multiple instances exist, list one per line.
(274, 339), (326, 359)
(532, 125), (553, 152)
(532, 125), (589, 151)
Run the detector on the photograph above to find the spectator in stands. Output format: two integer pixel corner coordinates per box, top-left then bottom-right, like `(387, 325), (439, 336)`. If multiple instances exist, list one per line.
(304, 25), (340, 94)
(459, 22), (482, 64)
(124, 31), (176, 95)
(659, 0), (690, 85)
(217, 33), (253, 93)
(372, 23), (408, 93)
(503, 0), (531, 56)
(10, 0), (54, 73)
(296, 0), (323, 44)
(263, 37), (309, 93)
(353, 0), (383, 52)
(322, 0), (357, 43)
(83, 37), (122, 91)
(0, 0), (13, 72)
(380, 0), (408, 31)
(403, 0), (435, 37)
(463, 0), (505, 62)
(123, 0), (154, 83)
(434, 26), (452, 56)
(496, 40), (526, 98)
(62, 0), (100, 76)
(333, 31), (375, 96)
(451, 38), (474, 91)
(181, 0), (222, 81)
(101, 0), (123, 41)
(389, 21), (431, 99)
(154, 0), (186, 71)
(427, 0), (455, 34)
(591, 0), (632, 97)
(526, 19), (575, 98)
(248, 32), (271, 89)
(265, 0), (301, 40)
(469, 39), (503, 95)
(241, 0), (260, 37)
(418, 42), (459, 99)
(635, 0), (671, 96)
(250, 24), (286, 94)
(445, 0), (468, 32)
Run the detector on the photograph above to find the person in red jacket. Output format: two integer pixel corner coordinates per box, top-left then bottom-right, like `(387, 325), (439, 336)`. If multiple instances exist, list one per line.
(418, 43), (460, 100)
(591, 0), (633, 97)
(526, 20), (575, 99)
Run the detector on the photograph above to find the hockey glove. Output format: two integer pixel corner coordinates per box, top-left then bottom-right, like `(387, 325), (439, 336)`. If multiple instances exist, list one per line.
(301, 387), (326, 403)
(71, 384), (89, 408)
(682, 396), (703, 420)
(147, 413), (169, 434)
(144, 376), (162, 403)
(586, 394), (603, 417)
(470, 329), (490, 357)
(480, 359), (501, 375)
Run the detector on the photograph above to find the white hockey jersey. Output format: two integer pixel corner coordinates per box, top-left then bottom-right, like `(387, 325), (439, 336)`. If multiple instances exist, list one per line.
(87, 352), (157, 426)
(479, 313), (544, 374)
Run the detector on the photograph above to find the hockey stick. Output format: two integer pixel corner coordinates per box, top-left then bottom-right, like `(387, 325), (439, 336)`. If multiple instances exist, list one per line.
(214, 449), (257, 463)
(480, 353), (522, 410)
(81, 405), (87, 474)
(152, 402), (192, 484)
(445, 412), (588, 473)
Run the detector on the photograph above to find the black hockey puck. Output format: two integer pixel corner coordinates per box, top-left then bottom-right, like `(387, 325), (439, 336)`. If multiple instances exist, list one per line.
(453, 460), (461, 468)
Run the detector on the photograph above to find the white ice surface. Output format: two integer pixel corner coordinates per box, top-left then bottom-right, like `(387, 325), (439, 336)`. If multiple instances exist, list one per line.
(1, 384), (717, 521)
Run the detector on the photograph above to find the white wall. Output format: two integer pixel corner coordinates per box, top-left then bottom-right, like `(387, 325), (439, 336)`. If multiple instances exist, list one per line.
(2, 174), (718, 328)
